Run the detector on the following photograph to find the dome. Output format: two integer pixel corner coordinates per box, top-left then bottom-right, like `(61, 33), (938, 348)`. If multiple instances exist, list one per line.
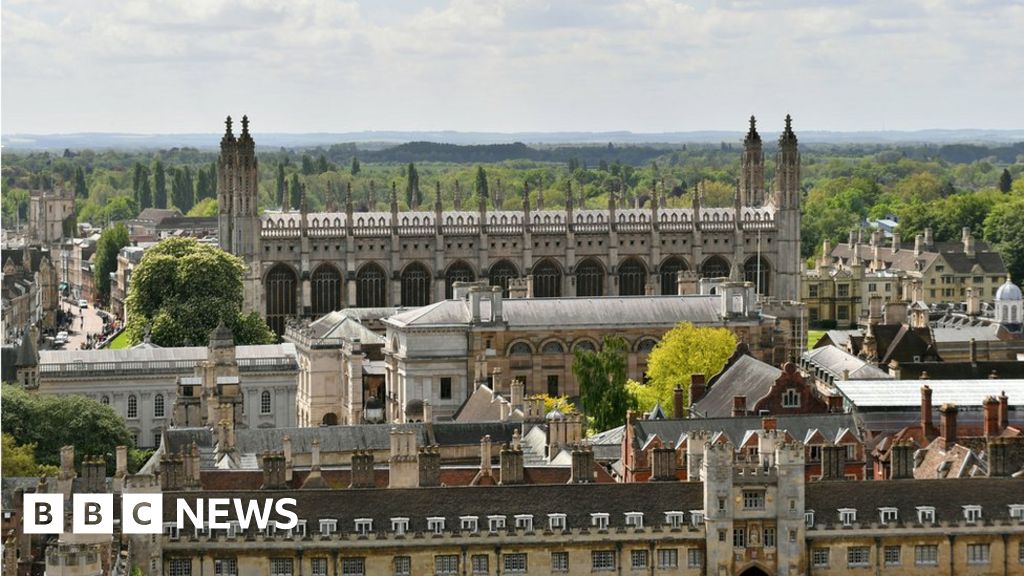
(996, 278), (1022, 302)
(545, 408), (565, 421)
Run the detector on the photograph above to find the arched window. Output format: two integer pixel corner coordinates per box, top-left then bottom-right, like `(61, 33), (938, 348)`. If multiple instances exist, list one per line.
(100, 395), (110, 405)
(154, 394), (165, 418)
(444, 261), (476, 299)
(744, 256), (771, 295)
(311, 264), (342, 316)
(573, 340), (597, 352)
(575, 259), (605, 297)
(265, 264), (297, 336)
(532, 260), (562, 298)
(261, 391), (272, 414)
(488, 260), (519, 296)
(510, 342), (533, 355)
(356, 263), (387, 308)
(700, 256), (730, 279)
(617, 258), (647, 296)
(660, 257), (688, 296)
(636, 338), (658, 354)
(127, 395), (138, 419)
(541, 341), (565, 354)
(401, 262), (432, 306)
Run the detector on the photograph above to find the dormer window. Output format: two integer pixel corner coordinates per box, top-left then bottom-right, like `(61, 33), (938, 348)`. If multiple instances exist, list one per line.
(266, 521), (277, 537)
(1008, 505), (1024, 520)
(164, 522), (180, 540)
(664, 511), (685, 529)
(488, 515), (506, 533)
(391, 517), (409, 535)
(916, 507), (935, 525)
(805, 511), (815, 528)
(782, 388), (800, 408)
(838, 508), (857, 527)
(591, 513), (610, 531)
(319, 519), (337, 536)
(227, 521), (240, 538)
(427, 517), (445, 535)
(354, 518), (373, 536)
(690, 510), (705, 528)
(514, 514), (534, 532)
(625, 512), (644, 529)
(963, 506), (982, 523)
(293, 519), (307, 538)
(879, 508), (898, 524)
(547, 513), (566, 532)
(460, 516), (478, 533)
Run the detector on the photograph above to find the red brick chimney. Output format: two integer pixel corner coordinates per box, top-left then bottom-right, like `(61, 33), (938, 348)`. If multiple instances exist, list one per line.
(999, 391), (1009, 431)
(939, 403), (958, 445)
(732, 396), (747, 417)
(689, 374), (707, 405)
(920, 385), (934, 437)
(762, 416), (777, 432)
(983, 396), (1001, 437)
(673, 385), (685, 419)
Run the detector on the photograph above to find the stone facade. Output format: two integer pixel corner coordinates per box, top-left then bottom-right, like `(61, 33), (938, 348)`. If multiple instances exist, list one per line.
(217, 116), (803, 336)
(28, 186), (74, 246)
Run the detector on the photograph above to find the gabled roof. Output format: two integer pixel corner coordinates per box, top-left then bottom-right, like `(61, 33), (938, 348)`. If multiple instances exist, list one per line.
(802, 345), (891, 381)
(627, 413), (860, 451)
(693, 354), (779, 418)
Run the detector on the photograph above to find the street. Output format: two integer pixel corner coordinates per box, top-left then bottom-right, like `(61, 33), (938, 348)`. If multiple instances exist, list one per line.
(59, 300), (107, 350)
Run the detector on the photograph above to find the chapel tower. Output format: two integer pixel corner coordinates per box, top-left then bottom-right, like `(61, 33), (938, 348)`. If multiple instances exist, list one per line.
(773, 115), (802, 302)
(217, 115), (261, 311)
(740, 115), (766, 206)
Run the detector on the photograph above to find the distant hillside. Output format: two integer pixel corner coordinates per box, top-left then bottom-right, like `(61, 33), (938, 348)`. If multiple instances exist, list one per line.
(359, 141), (670, 165)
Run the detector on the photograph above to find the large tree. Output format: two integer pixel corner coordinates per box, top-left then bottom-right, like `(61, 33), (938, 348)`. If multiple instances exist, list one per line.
(405, 163), (421, 208)
(93, 223), (130, 306)
(475, 165), (489, 201)
(1, 433), (60, 477)
(152, 158), (167, 208)
(276, 163), (287, 208)
(984, 196), (1024, 282)
(999, 168), (1013, 193)
(637, 322), (736, 414)
(133, 162), (152, 209)
(74, 166), (88, 198)
(573, 335), (637, 433)
(124, 237), (275, 347)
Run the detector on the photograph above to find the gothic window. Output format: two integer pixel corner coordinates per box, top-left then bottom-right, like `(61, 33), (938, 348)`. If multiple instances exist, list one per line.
(100, 395), (110, 405)
(575, 258), (605, 297)
(356, 263), (387, 308)
(400, 262), (432, 306)
(618, 257), (647, 296)
(659, 257), (688, 296)
(700, 256), (730, 279)
(311, 264), (342, 316)
(154, 394), (165, 418)
(265, 264), (297, 336)
(532, 260), (562, 298)
(261, 391), (272, 415)
(782, 388), (800, 408)
(127, 395), (138, 419)
(488, 260), (519, 296)
(444, 261), (476, 299)
(744, 256), (771, 295)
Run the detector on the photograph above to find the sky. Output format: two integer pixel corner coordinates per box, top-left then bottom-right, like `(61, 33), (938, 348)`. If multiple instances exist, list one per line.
(2, 0), (1023, 134)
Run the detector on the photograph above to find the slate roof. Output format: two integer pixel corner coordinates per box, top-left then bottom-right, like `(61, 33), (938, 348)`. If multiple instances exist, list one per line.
(801, 346), (891, 381)
(628, 413), (861, 450)
(829, 241), (1005, 275)
(136, 208), (183, 222)
(899, 361), (1024, 380)
(693, 355), (780, 418)
(38, 343), (298, 374)
(387, 295), (728, 330)
(2, 477), (40, 510)
(931, 324), (1004, 343)
(835, 379), (1024, 409)
(804, 478), (1023, 526)
(301, 310), (385, 345)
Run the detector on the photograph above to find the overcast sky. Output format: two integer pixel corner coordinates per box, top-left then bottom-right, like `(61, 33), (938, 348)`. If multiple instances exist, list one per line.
(2, 0), (1022, 134)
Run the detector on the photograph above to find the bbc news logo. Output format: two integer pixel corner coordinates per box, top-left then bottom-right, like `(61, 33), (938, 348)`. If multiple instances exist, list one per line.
(23, 494), (298, 535)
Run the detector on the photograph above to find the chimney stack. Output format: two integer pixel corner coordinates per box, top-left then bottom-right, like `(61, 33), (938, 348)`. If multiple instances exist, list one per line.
(260, 451), (287, 490)
(510, 378), (524, 411)
(732, 395), (747, 417)
(673, 385), (685, 419)
(983, 396), (1001, 437)
(301, 438), (328, 489)
(651, 442), (677, 481)
(969, 338), (978, 363)
(491, 286), (503, 321)
(963, 227), (975, 257)
(689, 374), (707, 405)
(987, 438), (1008, 477)
(418, 446), (441, 487)
(422, 400), (433, 423)
(890, 441), (915, 480)
(921, 385), (934, 436)
(940, 403), (958, 445)
(999, 391), (1009, 430)
(924, 228), (933, 249)
(914, 234), (923, 256)
(115, 446), (128, 479)
(350, 451), (376, 489)
(478, 435), (493, 478)
(569, 444), (594, 484)
(60, 445), (76, 480)
(499, 442), (524, 485)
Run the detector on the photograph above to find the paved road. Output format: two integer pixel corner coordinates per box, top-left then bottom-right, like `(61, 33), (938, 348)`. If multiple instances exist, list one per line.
(60, 301), (106, 350)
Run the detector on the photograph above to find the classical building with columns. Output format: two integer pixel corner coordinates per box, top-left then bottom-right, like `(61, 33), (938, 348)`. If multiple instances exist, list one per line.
(217, 115), (803, 336)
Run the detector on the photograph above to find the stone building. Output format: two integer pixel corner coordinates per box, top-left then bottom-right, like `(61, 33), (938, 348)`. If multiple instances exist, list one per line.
(217, 115), (803, 336)
(111, 244), (146, 321)
(1, 247), (59, 343)
(27, 186), (74, 246)
(18, 325), (299, 448)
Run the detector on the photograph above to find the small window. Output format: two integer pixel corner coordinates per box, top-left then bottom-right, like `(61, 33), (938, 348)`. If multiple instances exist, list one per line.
(624, 512), (643, 529)
(967, 544), (990, 565)
(440, 377), (452, 400)
(763, 527), (776, 548)
(310, 558), (328, 576)
(782, 388), (800, 408)
(884, 545), (901, 566)
(548, 513), (566, 532)
(551, 552), (569, 573)
(547, 374), (559, 396)
(214, 558), (238, 576)
(591, 513), (609, 531)
(427, 517), (445, 534)
(460, 516), (478, 533)
(503, 553), (527, 574)
(471, 555), (489, 576)
(261, 391), (272, 414)
(657, 548), (678, 569)
(812, 548), (830, 567)
(915, 545), (938, 566)
(514, 514), (533, 532)
(319, 519), (337, 536)
(664, 511), (684, 529)
(488, 515), (506, 533)
(879, 507), (898, 523)
(839, 508), (857, 526)
(341, 558), (364, 576)
(690, 510), (704, 527)
(916, 506), (935, 525)
(393, 556), (411, 576)
(165, 523), (180, 540)
(542, 340), (565, 354)
(847, 546), (870, 567)
(805, 511), (815, 528)
(591, 550), (616, 572)
(630, 550), (648, 569)
(733, 527), (746, 548)
(354, 518), (373, 536)
(435, 555), (459, 576)
(1009, 505), (1024, 520)
(743, 491), (765, 510)
(963, 505), (982, 523)
(154, 393), (165, 417)
(270, 558), (293, 576)
(169, 559), (192, 576)
(127, 394), (138, 419)
(390, 517), (409, 535)
(686, 548), (703, 569)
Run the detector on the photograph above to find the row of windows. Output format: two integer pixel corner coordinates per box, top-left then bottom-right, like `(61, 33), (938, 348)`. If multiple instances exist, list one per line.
(508, 337), (658, 356)
(812, 543), (995, 568)
(810, 504), (992, 528)
(116, 390), (275, 419)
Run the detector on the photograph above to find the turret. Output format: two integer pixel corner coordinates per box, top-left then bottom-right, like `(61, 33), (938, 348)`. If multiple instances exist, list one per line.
(740, 115), (765, 206)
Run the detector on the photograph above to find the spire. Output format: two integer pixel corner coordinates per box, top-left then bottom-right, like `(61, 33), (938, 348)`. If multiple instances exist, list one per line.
(220, 115), (236, 145)
(779, 113), (797, 147)
(241, 115), (250, 135)
(522, 181), (531, 210)
(237, 114), (254, 148)
(434, 181), (443, 210)
(744, 115), (761, 145)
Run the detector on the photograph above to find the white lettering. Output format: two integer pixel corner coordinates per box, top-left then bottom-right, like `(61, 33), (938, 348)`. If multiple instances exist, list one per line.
(274, 498), (298, 530)
(176, 498), (204, 530)
(208, 498), (231, 530)
(233, 498), (274, 531)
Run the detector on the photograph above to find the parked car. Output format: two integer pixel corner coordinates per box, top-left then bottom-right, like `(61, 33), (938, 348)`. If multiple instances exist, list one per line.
(54, 331), (69, 346)
(78, 299), (88, 309)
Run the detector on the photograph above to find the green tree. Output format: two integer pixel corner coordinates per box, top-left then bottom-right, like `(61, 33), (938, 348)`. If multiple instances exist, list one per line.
(93, 223), (130, 306)
(133, 162), (151, 209)
(984, 196), (1024, 282)
(152, 158), (167, 208)
(316, 154), (330, 174)
(475, 166), (489, 201)
(289, 173), (303, 210)
(74, 166), (88, 198)
(1, 384), (139, 474)
(171, 167), (195, 213)
(276, 163), (287, 208)
(102, 196), (138, 223)
(351, 156), (361, 176)
(124, 237), (275, 347)
(405, 163), (421, 208)
(639, 323), (736, 414)
(573, 335), (637, 433)
(1, 434), (60, 476)
(999, 168), (1013, 193)
(188, 197), (219, 217)
(301, 155), (314, 175)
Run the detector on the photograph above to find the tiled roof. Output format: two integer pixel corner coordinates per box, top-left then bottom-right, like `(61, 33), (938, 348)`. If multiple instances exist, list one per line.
(693, 355), (780, 418)
(628, 413), (860, 450)
(802, 346), (891, 381)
